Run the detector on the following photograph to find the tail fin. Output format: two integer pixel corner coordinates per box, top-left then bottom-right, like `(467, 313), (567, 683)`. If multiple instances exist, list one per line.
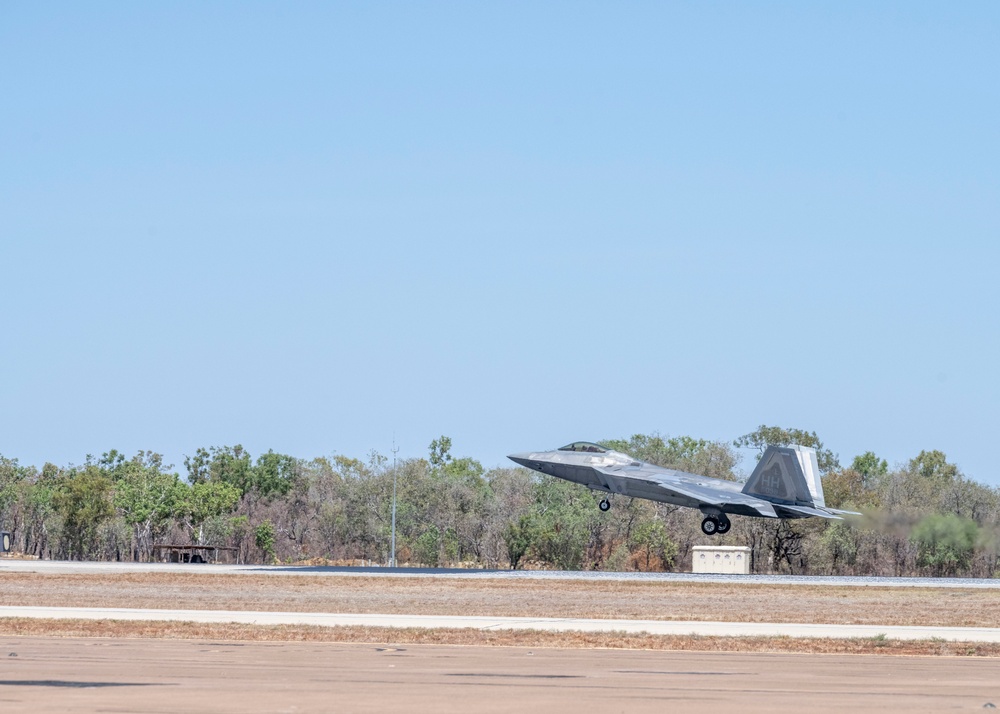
(792, 444), (825, 508)
(742, 445), (822, 506)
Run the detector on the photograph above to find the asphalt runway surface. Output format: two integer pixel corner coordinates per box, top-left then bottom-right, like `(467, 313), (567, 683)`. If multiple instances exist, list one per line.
(4, 560), (1000, 712)
(5, 559), (1000, 588)
(1, 637), (997, 713)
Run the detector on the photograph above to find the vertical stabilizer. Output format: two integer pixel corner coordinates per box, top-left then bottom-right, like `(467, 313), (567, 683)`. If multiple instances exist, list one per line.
(741, 446), (815, 505)
(792, 445), (825, 508)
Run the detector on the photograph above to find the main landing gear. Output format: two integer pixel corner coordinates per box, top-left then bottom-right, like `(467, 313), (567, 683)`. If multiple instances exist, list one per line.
(598, 498), (611, 512)
(700, 515), (731, 536)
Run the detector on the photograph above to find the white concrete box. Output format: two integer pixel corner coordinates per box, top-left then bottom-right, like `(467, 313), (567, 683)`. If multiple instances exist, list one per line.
(691, 545), (751, 574)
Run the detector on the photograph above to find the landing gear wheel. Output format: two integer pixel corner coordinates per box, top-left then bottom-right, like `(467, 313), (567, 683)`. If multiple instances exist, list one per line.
(700, 516), (719, 536)
(599, 498), (611, 512)
(716, 518), (731, 534)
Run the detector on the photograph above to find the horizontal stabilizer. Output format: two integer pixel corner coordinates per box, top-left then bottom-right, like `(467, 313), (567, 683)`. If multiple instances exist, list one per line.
(776, 504), (841, 519)
(826, 507), (863, 517)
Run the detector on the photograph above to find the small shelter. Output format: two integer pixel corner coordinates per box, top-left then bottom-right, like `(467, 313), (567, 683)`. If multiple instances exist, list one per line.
(152, 543), (238, 564)
(691, 545), (751, 574)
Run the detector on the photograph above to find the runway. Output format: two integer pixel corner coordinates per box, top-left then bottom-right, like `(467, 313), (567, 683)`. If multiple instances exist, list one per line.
(4, 558), (1000, 588)
(0, 637), (996, 713)
(3, 606), (1000, 642)
(4, 562), (999, 712)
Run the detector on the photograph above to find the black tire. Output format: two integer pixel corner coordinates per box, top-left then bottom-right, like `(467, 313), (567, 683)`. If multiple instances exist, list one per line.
(599, 499), (611, 512)
(700, 517), (718, 536)
(716, 518), (731, 534)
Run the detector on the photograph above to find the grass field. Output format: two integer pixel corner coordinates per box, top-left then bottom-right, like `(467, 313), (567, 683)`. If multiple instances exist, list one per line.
(3, 571), (1000, 626)
(3, 571), (999, 655)
(2, 619), (999, 657)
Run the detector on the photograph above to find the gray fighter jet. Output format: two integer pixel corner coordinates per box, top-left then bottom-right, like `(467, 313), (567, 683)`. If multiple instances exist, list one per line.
(508, 442), (858, 535)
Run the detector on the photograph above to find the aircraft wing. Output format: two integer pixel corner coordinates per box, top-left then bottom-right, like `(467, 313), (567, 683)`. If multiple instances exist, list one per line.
(595, 463), (859, 520)
(649, 477), (781, 518)
(593, 464), (781, 518)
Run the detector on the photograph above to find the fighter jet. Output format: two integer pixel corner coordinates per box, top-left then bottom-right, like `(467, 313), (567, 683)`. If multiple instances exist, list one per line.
(508, 442), (859, 535)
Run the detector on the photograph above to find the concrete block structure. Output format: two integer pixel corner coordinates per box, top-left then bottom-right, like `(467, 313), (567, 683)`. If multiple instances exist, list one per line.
(691, 545), (751, 574)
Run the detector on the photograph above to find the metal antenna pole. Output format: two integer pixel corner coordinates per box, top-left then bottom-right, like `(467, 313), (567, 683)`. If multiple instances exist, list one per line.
(391, 437), (398, 568)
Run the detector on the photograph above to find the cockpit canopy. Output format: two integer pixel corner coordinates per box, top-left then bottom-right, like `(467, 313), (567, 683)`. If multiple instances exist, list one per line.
(558, 442), (607, 454)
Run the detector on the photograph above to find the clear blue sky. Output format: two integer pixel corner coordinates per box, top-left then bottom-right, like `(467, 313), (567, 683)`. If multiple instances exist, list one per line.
(2, 3), (998, 483)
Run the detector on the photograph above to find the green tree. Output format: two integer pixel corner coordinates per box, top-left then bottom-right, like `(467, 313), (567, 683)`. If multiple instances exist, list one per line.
(601, 434), (738, 479)
(822, 467), (879, 510)
(19, 465), (61, 558)
(503, 514), (536, 570)
(629, 520), (677, 571)
(817, 520), (860, 573)
(734, 425), (839, 473)
(413, 526), (441, 566)
(112, 452), (185, 561)
(54, 468), (115, 560)
(251, 451), (299, 498)
(851, 452), (888, 482)
(911, 513), (979, 576)
(428, 436), (453, 467)
(178, 481), (241, 544)
(184, 445), (254, 491)
(405, 438), (494, 566)
(527, 478), (597, 570)
(0, 455), (29, 514)
(0, 455), (34, 550)
(255, 519), (277, 563)
(909, 450), (959, 483)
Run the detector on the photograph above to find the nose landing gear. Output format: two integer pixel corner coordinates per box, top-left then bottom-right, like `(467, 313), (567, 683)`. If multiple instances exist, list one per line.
(598, 498), (611, 512)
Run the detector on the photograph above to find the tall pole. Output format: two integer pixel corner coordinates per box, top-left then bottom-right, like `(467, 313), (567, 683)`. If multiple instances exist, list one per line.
(391, 438), (398, 568)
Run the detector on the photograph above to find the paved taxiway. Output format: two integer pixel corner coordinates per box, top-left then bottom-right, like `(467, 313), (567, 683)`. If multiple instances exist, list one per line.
(4, 558), (1000, 588)
(4, 606), (1000, 642)
(1, 637), (996, 713)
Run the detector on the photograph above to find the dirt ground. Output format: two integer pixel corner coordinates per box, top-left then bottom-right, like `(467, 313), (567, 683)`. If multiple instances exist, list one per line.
(2, 637), (999, 713)
(2, 572), (999, 627)
(4, 572), (1000, 657)
(2, 619), (1000, 657)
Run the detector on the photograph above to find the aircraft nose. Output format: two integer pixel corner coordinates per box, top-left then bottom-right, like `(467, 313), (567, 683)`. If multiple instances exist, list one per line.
(508, 453), (533, 468)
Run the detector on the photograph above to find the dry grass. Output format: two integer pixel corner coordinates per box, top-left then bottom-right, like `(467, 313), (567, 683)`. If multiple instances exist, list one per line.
(2, 572), (999, 627)
(0, 618), (997, 657)
(4, 571), (999, 657)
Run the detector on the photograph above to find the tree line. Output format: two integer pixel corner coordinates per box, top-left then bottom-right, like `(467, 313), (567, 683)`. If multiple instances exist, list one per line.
(1, 427), (998, 577)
